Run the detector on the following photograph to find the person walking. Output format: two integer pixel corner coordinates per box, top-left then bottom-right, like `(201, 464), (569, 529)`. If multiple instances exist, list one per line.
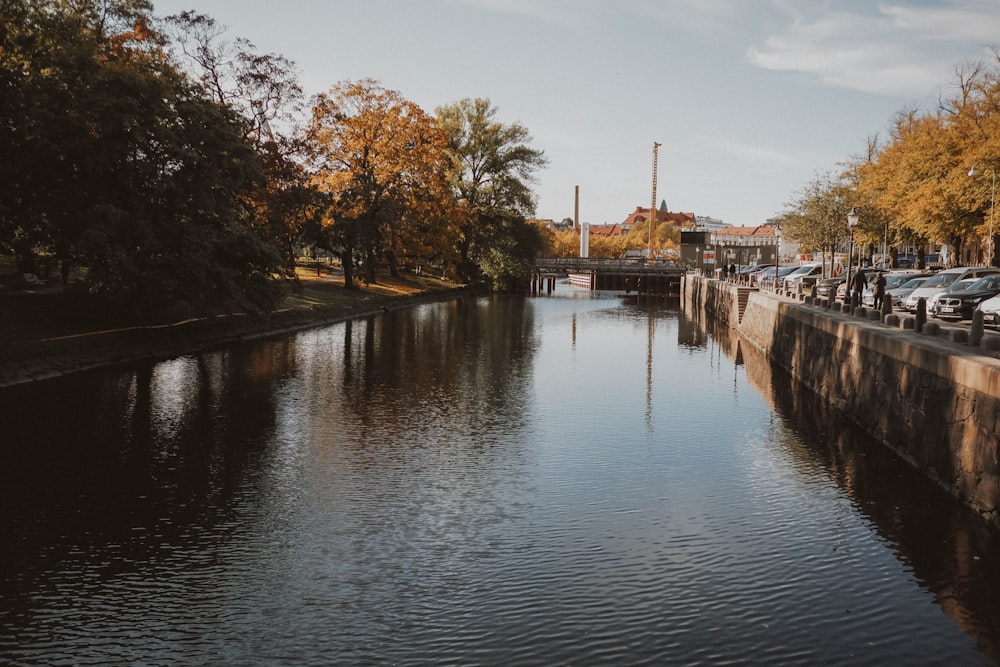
(873, 271), (887, 310)
(850, 269), (867, 307)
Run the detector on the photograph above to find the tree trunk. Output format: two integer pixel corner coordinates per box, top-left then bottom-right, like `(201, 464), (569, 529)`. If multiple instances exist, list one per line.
(341, 242), (357, 289)
(386, 248), (401, 278)
(364, 247), (377, 284)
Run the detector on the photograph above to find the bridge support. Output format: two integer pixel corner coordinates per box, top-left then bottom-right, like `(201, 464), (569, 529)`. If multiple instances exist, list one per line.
(532, 258), (686, 296)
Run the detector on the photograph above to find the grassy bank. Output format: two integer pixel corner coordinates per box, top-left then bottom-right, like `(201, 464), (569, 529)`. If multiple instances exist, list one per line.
(0, 261), (465, 386)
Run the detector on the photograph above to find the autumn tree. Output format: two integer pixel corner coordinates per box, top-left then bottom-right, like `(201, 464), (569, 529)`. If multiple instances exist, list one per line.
(850, 59), (1000, 267)
(305, 79), (453, 288)
(545, 228), (580, 257)
(436, 98), (548, 288)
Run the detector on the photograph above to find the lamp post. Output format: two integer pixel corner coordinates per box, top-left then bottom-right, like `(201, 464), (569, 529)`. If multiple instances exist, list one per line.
(775, 225), (782, 292)
(969, 166), (996, 267)
(847, 207), (859, 304)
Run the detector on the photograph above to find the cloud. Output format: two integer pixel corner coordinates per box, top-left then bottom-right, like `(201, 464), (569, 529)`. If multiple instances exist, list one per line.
(699, 134), (813, 172)
(746, 1), (1000, 98)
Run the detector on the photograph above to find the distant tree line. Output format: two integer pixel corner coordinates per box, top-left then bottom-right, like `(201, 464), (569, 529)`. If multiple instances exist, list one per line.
(782, 54), (1000, 269)
(0, 0), (547, 314)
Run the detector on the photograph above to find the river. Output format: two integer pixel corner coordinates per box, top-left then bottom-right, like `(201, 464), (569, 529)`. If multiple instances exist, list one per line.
(2, 284), (1000, 666)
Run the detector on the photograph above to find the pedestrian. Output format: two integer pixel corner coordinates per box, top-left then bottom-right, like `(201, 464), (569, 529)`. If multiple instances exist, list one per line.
(873, 271), (887, 310)
(729, 263), (736, 279)
(850, 269), (867, 306)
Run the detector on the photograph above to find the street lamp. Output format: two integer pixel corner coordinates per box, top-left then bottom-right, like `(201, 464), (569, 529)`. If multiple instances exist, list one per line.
(847, 207), (859, 304)
(775, 225), (782, 291)
(969, 166), (996, 267)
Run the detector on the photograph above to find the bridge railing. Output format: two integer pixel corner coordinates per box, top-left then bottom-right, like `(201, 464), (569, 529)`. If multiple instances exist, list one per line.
(533, 257), (685, 273)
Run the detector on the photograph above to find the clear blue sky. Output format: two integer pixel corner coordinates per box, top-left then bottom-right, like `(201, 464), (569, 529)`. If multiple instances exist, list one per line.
(152, 0), (1000, 228)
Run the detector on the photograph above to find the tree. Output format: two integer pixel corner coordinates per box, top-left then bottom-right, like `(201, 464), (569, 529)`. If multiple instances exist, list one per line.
(305, 79), (453, 288)
(850, 59), (1000, 267)
(781, 171), (855, 277)
(435, 98), (548, 287)
(164, 10), (313, 274)
(0, 0), (285, 313)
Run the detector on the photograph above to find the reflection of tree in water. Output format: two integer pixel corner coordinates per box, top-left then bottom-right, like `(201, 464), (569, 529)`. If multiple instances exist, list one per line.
(0, 340), (298, 620)
(333, 294), (539, 449)
(687, 304), (1000, 663)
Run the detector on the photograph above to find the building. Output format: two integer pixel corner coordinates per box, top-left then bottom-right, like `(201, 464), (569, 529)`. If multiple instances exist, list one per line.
(620, 201), (696, 233)
(711, 225), (778, 269)
(694, 215), (728, 233)
(587, 223), (625, 238)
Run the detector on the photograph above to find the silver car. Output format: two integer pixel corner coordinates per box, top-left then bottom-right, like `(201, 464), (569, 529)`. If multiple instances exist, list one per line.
(861, 271), (930, 307)
(889, 276), (932, 309)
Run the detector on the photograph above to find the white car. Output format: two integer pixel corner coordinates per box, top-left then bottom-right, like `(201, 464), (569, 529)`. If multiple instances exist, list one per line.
(782, 263), (824, 289)
(977, 293), (1000, 326)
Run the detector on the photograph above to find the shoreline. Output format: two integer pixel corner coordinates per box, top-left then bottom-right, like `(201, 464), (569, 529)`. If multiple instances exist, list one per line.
(0, 283), (473, 389)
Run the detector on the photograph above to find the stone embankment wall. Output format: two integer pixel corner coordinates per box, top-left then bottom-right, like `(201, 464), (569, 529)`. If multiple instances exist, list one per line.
(684, 275), (1000, 526)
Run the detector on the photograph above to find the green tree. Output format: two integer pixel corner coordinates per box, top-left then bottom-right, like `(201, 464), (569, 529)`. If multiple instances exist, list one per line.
(781, 171), (855, 277)
(0, 0), (284, 312)
(164, 10), (314, 274)
(435, 98), (548, 288)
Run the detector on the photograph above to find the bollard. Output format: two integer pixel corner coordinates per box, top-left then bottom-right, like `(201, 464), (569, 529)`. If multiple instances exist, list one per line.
(970, 310), (985, 347)
(881, 297), (892, 319)
(915, 298), (926, 333)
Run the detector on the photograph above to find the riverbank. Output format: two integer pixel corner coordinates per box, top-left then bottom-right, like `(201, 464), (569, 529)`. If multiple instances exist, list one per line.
(0, 267), (470, 388)
(684, 274), (1000, 527)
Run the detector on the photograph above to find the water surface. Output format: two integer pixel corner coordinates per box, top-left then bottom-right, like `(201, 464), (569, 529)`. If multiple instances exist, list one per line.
(2, 286), (999, 665)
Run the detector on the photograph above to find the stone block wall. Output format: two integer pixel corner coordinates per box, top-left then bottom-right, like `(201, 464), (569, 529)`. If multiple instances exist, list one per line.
(685, 276), (1000, 525)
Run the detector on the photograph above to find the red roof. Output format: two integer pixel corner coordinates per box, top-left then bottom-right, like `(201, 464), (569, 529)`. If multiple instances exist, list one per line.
(620, 206), (695, 228)
(588, 224), (624, 237)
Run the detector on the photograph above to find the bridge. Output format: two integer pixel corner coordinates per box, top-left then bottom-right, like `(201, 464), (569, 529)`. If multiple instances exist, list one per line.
(530, 257), (687, 295)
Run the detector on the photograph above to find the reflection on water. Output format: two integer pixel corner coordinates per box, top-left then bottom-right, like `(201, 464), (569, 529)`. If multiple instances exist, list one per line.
(1, 286), (999, 665)
(688, 298), (1000, 663)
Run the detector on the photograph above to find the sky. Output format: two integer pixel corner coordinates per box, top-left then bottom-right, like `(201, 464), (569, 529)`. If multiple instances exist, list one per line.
(151, 0), (1000, 229)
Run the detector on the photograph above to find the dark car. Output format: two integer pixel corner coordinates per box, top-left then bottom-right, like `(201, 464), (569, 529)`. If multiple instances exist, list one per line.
(835, 268), (881, 302)
(815, 276), (845, 299)
(933, 274), (1000, 321)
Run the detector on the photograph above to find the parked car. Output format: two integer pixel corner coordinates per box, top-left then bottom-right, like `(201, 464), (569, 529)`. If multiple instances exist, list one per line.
(861, 271), (930, 307)
(835, 268), (880, 302)
(737, 263), (772, 276)
(927, 278), (977, 317)
(815, 276), (845, 299)
(903, 266), (1000, 312)
(977, 293), (1000, 326)
(889, 276), (932, 309)
(735, 264), (773, 284)
(782, 263), (824, 290)
(932, 274), (1000, 321)
(759, 265), (797, 290)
